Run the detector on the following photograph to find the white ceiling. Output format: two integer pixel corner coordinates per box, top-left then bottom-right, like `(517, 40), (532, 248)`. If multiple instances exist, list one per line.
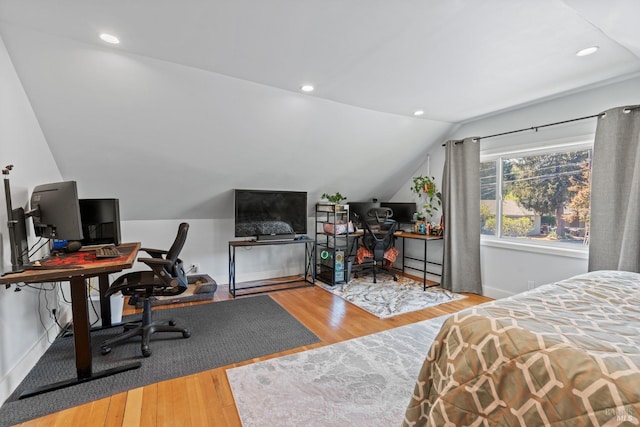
(1, 0), (639, 220)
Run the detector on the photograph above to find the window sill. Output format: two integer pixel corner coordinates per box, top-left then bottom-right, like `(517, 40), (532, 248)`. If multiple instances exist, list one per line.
(481, 236), (589, 259)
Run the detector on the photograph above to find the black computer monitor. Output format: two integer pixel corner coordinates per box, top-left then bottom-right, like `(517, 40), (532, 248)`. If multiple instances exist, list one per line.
(380, 202), (417, 224)
(348, 202), (381, 227)
(29, 181), (84, 241)
(79, 198), (121, 245)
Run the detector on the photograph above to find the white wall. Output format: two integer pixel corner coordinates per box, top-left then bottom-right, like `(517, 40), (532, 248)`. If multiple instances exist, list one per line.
(120, 216), (317, 287)
(0, 34), (66, 403)
(408, 74), (640, 298)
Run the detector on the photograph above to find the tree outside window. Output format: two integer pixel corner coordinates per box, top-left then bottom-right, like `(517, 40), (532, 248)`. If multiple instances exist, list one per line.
(481, 145), (592, 247)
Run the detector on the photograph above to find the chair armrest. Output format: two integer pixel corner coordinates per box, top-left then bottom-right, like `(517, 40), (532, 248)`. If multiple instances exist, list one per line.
(140, 247), (168, 258)
(137, 257), (171, 267)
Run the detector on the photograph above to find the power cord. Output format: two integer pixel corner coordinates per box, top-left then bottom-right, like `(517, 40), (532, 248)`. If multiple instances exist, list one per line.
(28, 237), (50, 259)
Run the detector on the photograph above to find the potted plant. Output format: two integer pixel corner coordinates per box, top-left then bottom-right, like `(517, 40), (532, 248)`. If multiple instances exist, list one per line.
(410, 176), (442, 219)
(321, 192), (347, 204)
(320, 192), (347, 211)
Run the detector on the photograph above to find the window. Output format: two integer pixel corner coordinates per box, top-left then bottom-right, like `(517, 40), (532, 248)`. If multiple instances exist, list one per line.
(481, 143), (592, 249)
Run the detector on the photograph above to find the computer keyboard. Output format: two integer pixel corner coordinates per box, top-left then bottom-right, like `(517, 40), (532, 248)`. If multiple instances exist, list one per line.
(95, 245), (121, 258)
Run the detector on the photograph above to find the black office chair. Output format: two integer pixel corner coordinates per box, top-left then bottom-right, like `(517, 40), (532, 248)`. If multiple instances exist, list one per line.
(101, 222), (191, 357)
(358, 208), (399, 283)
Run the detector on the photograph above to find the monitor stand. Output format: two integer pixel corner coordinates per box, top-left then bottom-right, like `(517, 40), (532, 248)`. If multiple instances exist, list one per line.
(3, 167), (30, 279)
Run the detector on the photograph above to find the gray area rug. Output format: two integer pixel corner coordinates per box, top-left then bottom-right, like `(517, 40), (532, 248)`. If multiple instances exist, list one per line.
(317, 275), (465, 318)
(227, 316), (447, 426)
(0, 296), (319, 427)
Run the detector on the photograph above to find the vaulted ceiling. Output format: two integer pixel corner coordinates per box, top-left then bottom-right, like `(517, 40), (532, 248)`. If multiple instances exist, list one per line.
(1, 0), (639, 220)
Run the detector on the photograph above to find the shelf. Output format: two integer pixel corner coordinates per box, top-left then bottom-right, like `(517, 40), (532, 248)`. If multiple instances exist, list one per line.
(315, 203), (352, 286)
(316, 203), (349, 213)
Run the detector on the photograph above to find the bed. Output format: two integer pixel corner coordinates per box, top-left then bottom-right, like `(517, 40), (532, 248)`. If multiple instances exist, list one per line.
(403, 270), (640, 426)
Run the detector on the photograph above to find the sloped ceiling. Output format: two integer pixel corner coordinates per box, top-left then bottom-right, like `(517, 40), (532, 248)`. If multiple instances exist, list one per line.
(0, 0), (639, 220)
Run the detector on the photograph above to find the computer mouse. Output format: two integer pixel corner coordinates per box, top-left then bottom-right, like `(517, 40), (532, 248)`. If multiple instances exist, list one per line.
(65, 241), (82, 253)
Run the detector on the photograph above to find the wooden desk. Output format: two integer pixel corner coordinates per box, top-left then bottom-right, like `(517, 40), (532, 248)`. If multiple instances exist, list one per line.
(347, 230), (442, 289)
(0, 242), (141, 399)
(395, 232), (443, 289)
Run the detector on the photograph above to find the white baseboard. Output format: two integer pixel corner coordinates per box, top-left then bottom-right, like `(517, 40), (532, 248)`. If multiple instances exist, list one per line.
(0, 307), (71, 404)
(482, 285), (516, 300)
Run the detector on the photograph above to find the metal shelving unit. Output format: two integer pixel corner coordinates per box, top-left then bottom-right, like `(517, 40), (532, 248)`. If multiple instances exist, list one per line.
(314, 203), (354, 286)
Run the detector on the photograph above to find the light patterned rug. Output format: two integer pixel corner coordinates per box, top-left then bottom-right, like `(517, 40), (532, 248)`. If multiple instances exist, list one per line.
(227, 316), (447, 427)
(316, 275), (465, 318)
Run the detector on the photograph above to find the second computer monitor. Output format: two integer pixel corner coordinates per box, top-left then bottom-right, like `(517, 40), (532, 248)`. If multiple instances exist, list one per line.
(79, 198), (121, 246)
(380, 202), (417, 224)
(348, 202), (381, 227)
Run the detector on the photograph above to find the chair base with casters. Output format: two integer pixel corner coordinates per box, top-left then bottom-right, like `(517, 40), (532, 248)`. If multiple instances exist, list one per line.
(355, 250), (399, 283)
(100, 271), (191, 357)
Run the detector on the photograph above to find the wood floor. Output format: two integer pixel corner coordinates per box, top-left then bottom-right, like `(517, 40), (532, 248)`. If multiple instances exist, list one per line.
(17, 277), (492, 426)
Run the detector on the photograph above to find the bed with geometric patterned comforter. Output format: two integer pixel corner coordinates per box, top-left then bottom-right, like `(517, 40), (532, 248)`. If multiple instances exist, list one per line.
(403, 270), (640, 427)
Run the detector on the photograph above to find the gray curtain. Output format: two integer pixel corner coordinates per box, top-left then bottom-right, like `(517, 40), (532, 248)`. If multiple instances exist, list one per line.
(441, 138), (483, 294)
(588, 106), (640, 272)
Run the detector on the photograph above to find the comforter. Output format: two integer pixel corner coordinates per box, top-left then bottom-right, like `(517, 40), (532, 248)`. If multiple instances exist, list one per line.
(403, 270), (640, 426)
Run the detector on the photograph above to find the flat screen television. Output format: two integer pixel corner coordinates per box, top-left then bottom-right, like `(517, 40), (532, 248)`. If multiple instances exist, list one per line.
(234, 189), (307, 240)
(380, 202), (417, 224)
(79, 198), (121, 246)
(29, 181), (84, 242)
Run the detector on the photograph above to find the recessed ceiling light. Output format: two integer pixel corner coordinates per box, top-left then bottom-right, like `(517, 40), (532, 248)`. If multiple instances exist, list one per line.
(413, 110), (425, 116)
(99, 33), (120, 44)
(300, 84), (314, 93)
(576, 46), (598, 57)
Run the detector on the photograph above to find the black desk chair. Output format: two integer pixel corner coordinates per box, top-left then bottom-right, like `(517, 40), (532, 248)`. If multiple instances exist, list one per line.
(101, 223), (191, 357)
(358, 208), (399, 283)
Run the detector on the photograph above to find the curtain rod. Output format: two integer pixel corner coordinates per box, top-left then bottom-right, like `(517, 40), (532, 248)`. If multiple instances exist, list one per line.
(442, 104), (640, 146)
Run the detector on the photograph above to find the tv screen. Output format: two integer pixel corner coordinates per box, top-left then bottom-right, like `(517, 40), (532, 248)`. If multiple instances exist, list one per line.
(234, 189), (307, 239)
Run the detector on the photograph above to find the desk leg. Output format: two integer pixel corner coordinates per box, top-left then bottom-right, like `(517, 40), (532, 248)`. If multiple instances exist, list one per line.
(228, 244), (236, 297)
(98, 274), (112, 328)
(70, 276), (92, 379)
(19, 276), (141, 399)
(423, 239), (427, 291)
(402, 238), (406, 276)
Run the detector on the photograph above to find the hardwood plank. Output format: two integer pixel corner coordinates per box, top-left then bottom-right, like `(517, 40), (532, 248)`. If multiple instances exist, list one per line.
(121, 387), (143, 427)
(15, 276), (492, 426)
(140, 385), (158, 427)
(104, 392), (127, 427)
(86, 398), (111, 426)
(184, 374), (215, 427)
(156, 380), (175, 426)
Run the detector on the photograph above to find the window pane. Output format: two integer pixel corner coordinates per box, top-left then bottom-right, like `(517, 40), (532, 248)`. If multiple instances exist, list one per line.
(501, 149), (591, 247)
(480, 160), (497, 236)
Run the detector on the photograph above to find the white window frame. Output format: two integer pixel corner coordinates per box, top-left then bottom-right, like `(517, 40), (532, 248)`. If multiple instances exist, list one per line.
(480, 136), (593, 259)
